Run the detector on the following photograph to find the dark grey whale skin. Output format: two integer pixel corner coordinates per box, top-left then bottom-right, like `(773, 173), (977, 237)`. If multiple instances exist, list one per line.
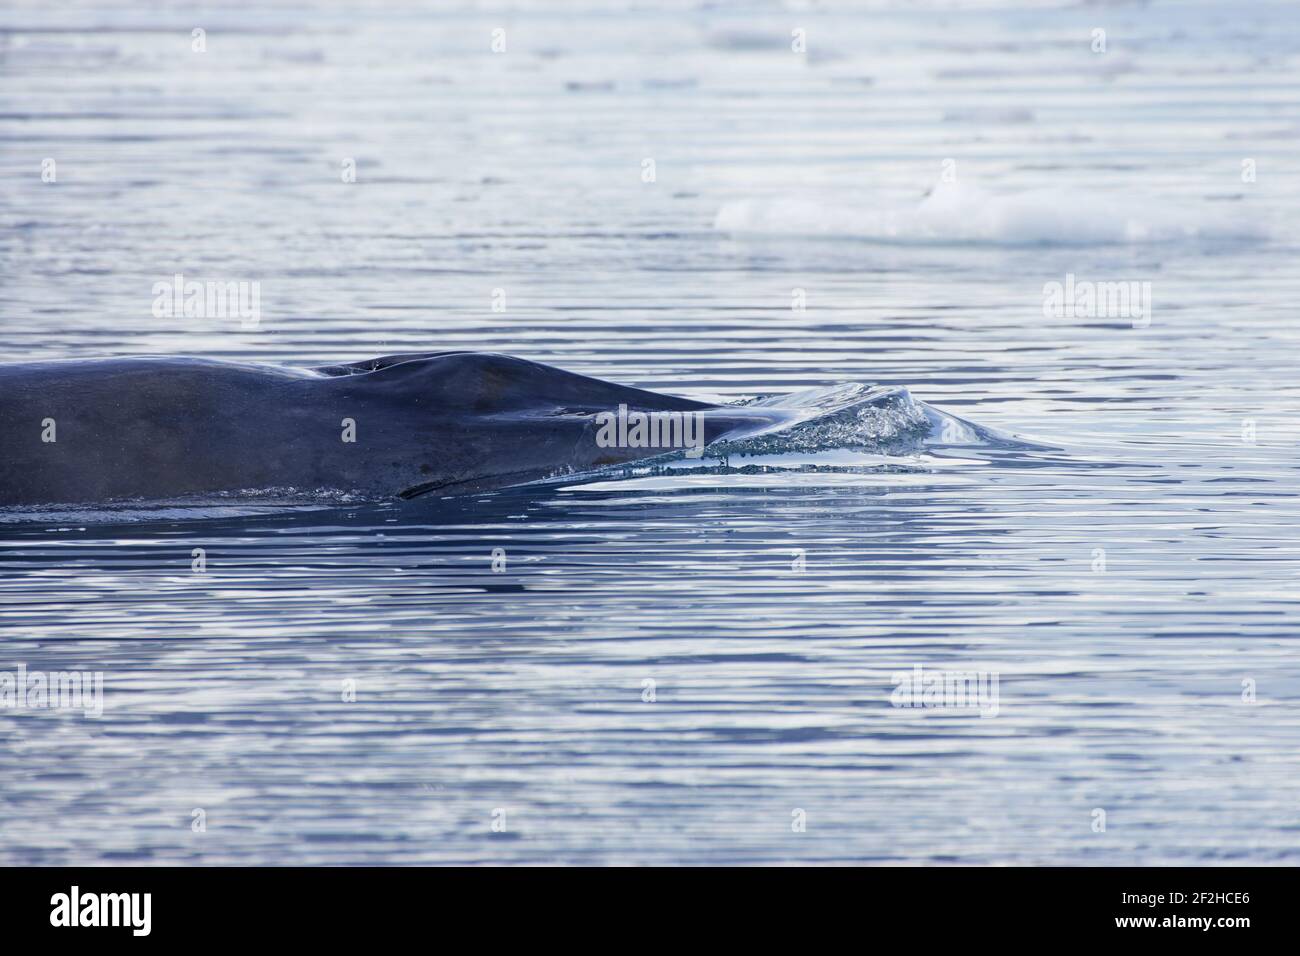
(0, 351), (788, 506)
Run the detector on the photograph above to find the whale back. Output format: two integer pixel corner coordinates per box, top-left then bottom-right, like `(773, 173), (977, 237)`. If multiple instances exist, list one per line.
(0, 353), (776, 505)
(315, 351), (712, 414)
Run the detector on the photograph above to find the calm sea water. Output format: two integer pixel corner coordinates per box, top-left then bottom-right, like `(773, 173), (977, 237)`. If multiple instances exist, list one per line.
(2, 0), (1299, 864)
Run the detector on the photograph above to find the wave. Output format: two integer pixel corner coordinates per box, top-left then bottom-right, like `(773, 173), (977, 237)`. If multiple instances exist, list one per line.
(523, 381), (1042, 494)
(714, 182), (1266, 246)
(717, 382), (1015, 455)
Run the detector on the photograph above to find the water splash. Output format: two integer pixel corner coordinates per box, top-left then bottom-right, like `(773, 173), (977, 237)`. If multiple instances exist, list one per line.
(716, 383), (932, 455)
(526, 381), (1044, 495)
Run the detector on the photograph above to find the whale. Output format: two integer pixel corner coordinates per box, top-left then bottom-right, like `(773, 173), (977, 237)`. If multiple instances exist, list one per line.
(0, 351), (904, 507)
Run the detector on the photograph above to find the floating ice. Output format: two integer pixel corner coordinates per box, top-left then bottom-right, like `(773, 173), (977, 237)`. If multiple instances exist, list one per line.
(715, 182), (1266, 246)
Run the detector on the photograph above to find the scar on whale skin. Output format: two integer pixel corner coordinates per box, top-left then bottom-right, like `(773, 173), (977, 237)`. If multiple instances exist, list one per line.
(0, 351), (818, 507)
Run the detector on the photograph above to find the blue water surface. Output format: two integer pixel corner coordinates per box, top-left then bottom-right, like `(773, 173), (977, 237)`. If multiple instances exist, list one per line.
(1, 0), (1298, 864)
